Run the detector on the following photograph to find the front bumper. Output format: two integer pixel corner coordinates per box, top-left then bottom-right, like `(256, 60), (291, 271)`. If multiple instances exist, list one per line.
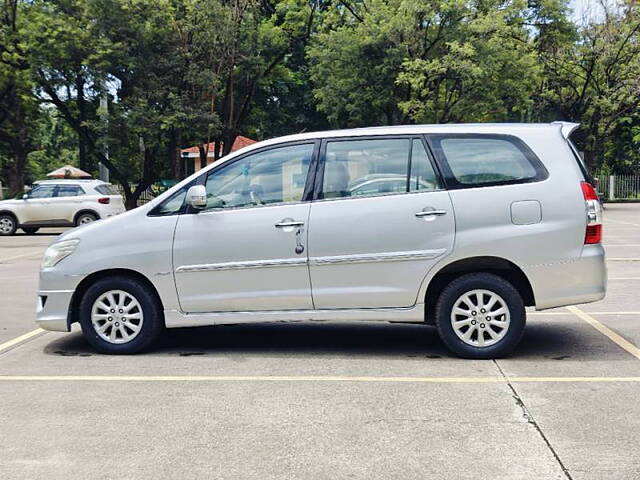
(36, 290), (74, 332)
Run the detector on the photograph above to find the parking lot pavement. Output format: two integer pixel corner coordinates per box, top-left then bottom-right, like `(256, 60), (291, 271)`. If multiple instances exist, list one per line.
(1, 210), (640, 479)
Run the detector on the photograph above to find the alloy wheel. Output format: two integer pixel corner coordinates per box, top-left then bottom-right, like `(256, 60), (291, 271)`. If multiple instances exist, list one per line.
(91, 290), (144, 344)
(450, 289), (511, 347)
(0, 216), (14, 235)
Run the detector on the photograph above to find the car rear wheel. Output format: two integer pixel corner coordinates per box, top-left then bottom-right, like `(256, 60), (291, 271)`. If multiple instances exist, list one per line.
(22, 227), (39, 235)
(76, 212), (98, 226)
(79, 276), (164, 354)
(435, 273), (525, 359)
(0, 214), (17, 236)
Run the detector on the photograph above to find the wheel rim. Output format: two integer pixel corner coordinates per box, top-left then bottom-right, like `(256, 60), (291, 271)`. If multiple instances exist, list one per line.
(91, 290), (144, 344)
(450, 289), (511, 348)
(79, 215), (95, 224)
(0, 217), (14, 234)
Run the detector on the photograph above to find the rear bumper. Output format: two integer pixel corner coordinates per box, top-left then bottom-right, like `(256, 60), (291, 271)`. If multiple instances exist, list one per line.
(527, 244), (607, 310)
(36, 290), (73, 332)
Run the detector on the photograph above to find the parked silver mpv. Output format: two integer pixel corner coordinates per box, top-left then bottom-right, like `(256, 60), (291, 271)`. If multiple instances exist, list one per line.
(36, 123), (606, 358)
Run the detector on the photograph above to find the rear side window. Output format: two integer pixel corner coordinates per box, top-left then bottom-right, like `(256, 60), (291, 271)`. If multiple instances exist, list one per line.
(56, 185), (84, 197)
(429, 135), (547, 188)
(95, 184), (119, 195)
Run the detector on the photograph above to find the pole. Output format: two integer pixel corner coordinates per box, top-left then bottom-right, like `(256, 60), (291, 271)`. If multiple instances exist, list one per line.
(609, 175), (615, 201)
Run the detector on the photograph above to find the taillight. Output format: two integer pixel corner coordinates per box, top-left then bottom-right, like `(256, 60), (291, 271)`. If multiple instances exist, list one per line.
(98, 197), (110, 204)
(581, 181), (602, 244)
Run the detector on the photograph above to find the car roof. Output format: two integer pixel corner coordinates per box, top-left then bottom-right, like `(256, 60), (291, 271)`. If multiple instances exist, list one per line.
(236, 122), (577, 152)
(34, 179), (107, 185)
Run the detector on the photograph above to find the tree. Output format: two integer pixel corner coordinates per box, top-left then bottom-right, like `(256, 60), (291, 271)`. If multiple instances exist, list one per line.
(176, 0), (321, 169)
(540, 0), (640, 171)
(308, 0), (541, 127)
(26, 0), (183, 208)
(0, 0), (40, 195)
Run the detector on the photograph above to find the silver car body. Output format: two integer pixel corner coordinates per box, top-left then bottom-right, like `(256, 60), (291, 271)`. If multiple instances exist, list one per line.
(36, 123), (606, 332)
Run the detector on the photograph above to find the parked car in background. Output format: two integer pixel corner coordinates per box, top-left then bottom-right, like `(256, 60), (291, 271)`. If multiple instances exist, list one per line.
(0, 179), (125, 235)
(35, 122), (606, 358)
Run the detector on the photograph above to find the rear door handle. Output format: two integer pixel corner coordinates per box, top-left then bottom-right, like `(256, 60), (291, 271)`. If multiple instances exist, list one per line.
(415, 210), (447, 217)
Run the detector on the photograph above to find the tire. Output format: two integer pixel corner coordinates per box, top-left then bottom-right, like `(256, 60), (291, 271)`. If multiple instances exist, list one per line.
(435, 273), (525, 359)
(75, 212), (98, 226)
(22, 227), (39, 235)
(0, 214), (17, 236)
(79, 276), (164, 354)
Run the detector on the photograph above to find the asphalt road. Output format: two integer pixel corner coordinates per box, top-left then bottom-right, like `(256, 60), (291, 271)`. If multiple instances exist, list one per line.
(1, 208), (639, 480)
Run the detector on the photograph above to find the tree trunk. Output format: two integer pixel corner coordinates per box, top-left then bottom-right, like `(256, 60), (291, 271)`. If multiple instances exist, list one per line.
(169, 128), (183, 180)
(1, 148), (28, 196)
(197, 144), (208, 169)
(75, 72), (89, 171)
(221, 129), (237, 156)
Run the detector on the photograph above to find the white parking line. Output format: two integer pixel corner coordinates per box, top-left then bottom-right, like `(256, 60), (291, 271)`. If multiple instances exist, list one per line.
(567, 306), (640, 360)
(0, 329), (45, 354)
(0, 375), (638, 383)
(607, 258), (640, 262)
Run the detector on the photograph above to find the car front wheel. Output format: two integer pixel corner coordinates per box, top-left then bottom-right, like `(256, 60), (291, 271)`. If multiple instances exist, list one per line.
(435, 273), (525, 359)
(79, 276), (164, 354)
(0, 214), (17, 236)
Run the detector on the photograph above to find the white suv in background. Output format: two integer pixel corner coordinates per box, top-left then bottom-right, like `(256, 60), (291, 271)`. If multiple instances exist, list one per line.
(0, 179), (126, 235)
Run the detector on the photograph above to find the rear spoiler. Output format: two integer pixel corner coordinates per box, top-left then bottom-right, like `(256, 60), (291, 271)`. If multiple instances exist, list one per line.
(551, 121), (594, 184)
(551, 121), (579, 140)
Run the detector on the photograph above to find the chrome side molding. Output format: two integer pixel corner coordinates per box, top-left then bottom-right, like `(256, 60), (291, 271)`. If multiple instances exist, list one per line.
(176, 249), (447, 273)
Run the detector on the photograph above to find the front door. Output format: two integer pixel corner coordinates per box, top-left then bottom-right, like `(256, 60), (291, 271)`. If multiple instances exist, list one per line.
(22, 184), (57, 223)
(307, 137), (455, 309)
(173, 142), (316, 313)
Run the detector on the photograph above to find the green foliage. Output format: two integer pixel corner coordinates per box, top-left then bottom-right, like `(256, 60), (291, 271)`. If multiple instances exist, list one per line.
(2, 0), (640, 198)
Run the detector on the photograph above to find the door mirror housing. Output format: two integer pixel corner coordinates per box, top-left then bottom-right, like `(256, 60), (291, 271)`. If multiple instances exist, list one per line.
(22, 193), (29, 200)
(186, 185), (207, 210)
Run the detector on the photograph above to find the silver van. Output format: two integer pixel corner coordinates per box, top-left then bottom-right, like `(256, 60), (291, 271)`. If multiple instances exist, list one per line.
(36, 123), (606, 358)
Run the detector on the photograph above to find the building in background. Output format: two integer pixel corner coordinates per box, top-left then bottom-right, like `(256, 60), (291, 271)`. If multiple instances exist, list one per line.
(180, 136), (257, 177)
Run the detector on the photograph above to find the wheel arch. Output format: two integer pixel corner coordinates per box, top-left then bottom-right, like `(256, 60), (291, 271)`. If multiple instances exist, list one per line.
(74, 209), (100, 224)
(68, 268), (165, 329)
(0, 209), (19, 224)
(423, 256), (535, 325)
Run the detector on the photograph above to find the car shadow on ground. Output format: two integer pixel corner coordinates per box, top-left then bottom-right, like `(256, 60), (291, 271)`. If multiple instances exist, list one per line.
(42, 319), (597, 361)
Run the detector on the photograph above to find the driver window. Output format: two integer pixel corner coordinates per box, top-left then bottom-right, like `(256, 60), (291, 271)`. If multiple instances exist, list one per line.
(28, 185), (56, 199)
(203, 143), (313, 210)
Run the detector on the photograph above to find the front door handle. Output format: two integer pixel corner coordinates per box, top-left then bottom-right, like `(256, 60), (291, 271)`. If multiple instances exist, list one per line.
(275, 220), (305, 228)
(415, 209), (447, 217)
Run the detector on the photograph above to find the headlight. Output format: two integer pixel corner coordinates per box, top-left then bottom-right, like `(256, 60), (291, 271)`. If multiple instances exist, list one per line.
(41, 239), (80, 269)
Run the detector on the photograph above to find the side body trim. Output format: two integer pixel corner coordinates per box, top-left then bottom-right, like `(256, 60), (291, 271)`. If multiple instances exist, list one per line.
(164, 304), (425, 328)
(310, 249), (446, 266)
(175, 248), (447, 273)
(176, 258), (307, 273)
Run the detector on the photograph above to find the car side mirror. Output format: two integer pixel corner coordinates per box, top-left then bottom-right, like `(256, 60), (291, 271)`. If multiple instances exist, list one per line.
(22, 194), (29, 200)
(185, 185), (207, 210)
